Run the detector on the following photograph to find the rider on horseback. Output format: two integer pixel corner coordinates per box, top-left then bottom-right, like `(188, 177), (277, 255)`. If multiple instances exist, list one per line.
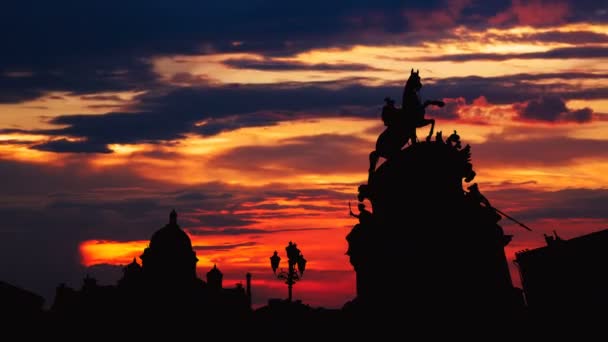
(381, 97), (399, 127)
(402, 69), (444, 144)
(367, 69), (446, 176)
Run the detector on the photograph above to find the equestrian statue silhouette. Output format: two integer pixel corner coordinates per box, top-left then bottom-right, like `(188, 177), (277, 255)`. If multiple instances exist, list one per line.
(369, 69), (445, 173)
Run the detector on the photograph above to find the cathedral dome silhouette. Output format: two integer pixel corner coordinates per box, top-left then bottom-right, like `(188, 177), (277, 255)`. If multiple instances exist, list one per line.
(140, 209), (199, 284)
(148, 209), (193, 254)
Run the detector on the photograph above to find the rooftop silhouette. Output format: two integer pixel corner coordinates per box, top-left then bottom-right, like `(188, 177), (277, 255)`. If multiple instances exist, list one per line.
(515, 228), (608, 323)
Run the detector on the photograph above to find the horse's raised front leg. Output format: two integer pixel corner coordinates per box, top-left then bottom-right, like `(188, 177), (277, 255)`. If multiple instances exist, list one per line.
(426, 119), (435, 142)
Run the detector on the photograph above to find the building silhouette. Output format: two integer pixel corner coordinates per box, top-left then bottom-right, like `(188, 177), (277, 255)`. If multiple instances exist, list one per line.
(140, 209), (198, 287)
(51, 210), (252, 325)
(515, 229), (608, 319)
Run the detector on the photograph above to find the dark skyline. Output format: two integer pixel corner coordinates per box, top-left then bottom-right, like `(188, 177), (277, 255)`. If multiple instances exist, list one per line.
(1, 0), (607, 308)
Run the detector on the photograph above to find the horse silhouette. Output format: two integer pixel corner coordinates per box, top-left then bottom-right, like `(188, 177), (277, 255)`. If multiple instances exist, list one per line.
(369, 69), (444, 174)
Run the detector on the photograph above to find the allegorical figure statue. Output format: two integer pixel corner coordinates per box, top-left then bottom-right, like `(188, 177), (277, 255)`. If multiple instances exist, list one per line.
(346, 202), (374, 269)
(349, 202), (374, 226)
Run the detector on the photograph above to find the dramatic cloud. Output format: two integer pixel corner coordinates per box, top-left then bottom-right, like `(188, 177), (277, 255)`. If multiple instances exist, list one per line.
(210, 134), (371, 175)
(222, 58), (385, 72)
(24, 82), (390, 151)
(0, 1), (475, 103)
(427, 73), (608, 104)
(191, 227), (332, 236)
(31, 138), (114, 153)
(421, 46), (608, 62)
(0, 57), (158, 103)
(485, 187), (608, 222)
(0, 0), (604, 105)
(474, 136), (608, 167)
(9, 71), (601, 152)
(518, 188), (608, 221)
(195, 214), (258, 228)
(194, 242), (257, 251)
(490, 0), (570, 26)
(1, 1), (513, 63)
(519, 96), (593, 122)
(425, 97), (463, 120)
(495, 30), (608, 45)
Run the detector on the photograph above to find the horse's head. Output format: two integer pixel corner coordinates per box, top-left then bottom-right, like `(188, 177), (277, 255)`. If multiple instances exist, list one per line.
(406, 68), (422, 92)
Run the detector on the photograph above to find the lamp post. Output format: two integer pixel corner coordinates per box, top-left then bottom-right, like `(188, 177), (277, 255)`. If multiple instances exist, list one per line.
(270, 241), (307, 302)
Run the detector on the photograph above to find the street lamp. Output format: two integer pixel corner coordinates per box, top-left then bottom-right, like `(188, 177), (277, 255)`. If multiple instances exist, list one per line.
(269, 241), (307, 302)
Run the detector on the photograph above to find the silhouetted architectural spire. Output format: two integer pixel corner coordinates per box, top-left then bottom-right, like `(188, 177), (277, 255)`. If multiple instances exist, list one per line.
(246, 272), (252, 309)
(169, 209), (177, 226)
(207, 264), (223, 290)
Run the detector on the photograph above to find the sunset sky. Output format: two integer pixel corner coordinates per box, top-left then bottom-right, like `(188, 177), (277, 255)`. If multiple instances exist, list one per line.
(1, 0), (607, 309)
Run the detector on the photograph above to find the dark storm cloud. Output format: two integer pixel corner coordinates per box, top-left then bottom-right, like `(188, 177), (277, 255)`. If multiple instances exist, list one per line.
(1, 1), (605, 103)
(519, 96), (593, 122)
(0, 1), (461, 101)
(27, 82), (393, 151)
(31, 138), (114, 153)
(419, 46), (608, 62)
(425, 73), (608, 104)
(8, 69), (601, 153)
(425, 97), (462, 119)
(222, 58), (386, 71)
(30, 111), (196, 148)
(0, 57), (158, 103)
(1, 1), (503, 63)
